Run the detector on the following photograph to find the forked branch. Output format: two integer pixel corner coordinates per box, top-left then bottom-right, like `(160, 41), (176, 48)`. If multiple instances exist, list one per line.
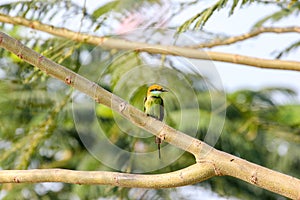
(1, 31), (300, 199)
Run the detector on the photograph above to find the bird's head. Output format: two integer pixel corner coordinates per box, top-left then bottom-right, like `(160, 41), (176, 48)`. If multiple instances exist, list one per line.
(147, 84), (168, 97)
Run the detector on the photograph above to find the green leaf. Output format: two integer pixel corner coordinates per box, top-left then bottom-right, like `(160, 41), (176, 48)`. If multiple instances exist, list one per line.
(178, 0), (240, 32)
(253, 3), (300, 28)
(275, 39), (300, 58)
(92, 1), (120, 19)
(229, 0), (239, 15)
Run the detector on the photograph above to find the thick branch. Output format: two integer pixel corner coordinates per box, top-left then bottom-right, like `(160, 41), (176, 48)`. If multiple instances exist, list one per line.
(1, 31), (300, 199)
(1, 14), (300, 71)
(203, 148), (300, 199)
(190, 27), (300, 48)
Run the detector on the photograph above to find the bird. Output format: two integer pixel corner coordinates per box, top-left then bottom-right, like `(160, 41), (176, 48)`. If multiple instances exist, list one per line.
(144, 84), (168, 159)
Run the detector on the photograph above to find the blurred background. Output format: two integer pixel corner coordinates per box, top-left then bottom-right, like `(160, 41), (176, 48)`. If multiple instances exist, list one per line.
(0, 0), (300, 199)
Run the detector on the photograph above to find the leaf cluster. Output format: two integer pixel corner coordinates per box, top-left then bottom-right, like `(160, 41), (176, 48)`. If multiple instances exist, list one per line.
(177, 0), (300, 59)
(177, 0), (254, 33)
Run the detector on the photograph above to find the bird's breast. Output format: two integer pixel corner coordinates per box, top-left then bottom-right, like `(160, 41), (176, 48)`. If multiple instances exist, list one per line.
(144, 96), (164, 120)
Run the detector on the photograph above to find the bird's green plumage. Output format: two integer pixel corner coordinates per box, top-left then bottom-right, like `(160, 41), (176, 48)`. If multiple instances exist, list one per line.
(144, 96), (164, 121)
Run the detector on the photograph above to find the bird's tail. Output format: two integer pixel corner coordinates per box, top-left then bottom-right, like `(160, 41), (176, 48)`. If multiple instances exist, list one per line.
(155, 136), (162, 159)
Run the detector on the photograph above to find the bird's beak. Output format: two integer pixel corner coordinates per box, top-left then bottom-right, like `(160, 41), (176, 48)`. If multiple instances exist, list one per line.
(162, 89), (168, 92)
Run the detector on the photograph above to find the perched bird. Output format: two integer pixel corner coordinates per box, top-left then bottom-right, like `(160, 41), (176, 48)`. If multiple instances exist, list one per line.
(144, 84), (168, 159)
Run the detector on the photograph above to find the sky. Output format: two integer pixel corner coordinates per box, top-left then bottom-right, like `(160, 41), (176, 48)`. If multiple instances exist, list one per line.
(1, 0), (299, 94)
(203, 3), (300, 102)
(171, 1), (300, 103)
(3, 0), (297, 102)
(71, 0), (300, 103)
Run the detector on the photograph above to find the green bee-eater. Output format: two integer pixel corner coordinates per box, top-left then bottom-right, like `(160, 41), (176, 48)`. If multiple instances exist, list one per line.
(144, 84), (168, 159)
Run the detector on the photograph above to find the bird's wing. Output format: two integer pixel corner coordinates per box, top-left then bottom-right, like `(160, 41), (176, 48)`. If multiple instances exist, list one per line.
(159, 98), (164, 121)
(143, 96), (147, 112)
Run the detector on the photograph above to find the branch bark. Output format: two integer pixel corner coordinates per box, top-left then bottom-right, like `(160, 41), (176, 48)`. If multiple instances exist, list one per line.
(189, 26), (300, 48)
(1, 31), (300, 199)
(1, 14), (300, 71)
(0, 164), (214, 187)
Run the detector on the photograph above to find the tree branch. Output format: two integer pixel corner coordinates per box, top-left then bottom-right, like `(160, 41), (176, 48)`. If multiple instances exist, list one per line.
(189, 26), (300, 48)
(0, 164), (214, 187)
(1, 31), (300, 199)
(1, 14), (300, 71)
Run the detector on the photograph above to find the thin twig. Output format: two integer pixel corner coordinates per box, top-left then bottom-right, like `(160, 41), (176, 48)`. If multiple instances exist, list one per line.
(189, 27), (300, 48)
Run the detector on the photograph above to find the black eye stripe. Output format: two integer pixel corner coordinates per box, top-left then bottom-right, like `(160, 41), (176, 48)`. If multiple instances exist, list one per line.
(150, 88), (161, 92)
